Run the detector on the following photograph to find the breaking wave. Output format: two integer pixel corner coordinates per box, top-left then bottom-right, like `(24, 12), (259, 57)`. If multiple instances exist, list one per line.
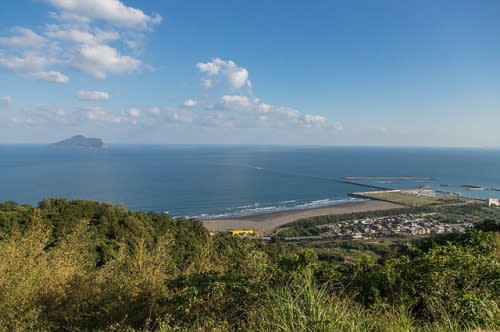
(195, 197), (365, 219)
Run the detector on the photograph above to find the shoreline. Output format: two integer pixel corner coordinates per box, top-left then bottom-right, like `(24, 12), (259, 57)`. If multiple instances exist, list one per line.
(198, 198), (364, 221)
(202, 199), (406, 234)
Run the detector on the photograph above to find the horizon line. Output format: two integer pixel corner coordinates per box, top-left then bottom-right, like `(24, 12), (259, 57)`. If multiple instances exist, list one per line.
(1, 142), (499, 149)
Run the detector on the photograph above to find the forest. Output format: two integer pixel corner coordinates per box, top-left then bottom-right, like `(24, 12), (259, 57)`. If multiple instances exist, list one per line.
(0, 199), (498, 331)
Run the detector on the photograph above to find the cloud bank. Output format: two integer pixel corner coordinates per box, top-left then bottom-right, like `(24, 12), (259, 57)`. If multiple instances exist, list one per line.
(0, 0), (161, 82)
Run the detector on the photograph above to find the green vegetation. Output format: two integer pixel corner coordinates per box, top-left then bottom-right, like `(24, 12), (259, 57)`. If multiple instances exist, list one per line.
(0, 199), (207, 267)
(358, 191), (465, 207)
(0, 199), (499, 331)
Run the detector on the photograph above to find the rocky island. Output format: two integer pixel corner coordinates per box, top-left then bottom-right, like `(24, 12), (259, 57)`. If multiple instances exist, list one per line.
(49, 135), (104, 148)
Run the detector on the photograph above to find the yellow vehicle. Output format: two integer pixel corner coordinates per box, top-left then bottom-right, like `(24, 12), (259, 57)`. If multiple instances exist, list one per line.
(230, 230), (256, 237)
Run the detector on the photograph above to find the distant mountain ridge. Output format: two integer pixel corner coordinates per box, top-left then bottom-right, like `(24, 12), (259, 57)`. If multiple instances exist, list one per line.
(50, 135), (104, 148)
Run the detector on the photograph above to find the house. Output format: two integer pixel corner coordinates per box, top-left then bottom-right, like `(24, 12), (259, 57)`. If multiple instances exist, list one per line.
(488, 198), (500, 207)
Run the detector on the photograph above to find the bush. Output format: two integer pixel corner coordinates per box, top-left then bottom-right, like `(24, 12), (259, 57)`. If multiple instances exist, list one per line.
(0, 200), (498, 331)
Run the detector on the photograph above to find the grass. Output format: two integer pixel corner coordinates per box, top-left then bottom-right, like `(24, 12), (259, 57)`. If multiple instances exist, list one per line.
(360, 191), (466, 207)
(255, 269), (488, 332)
(259, 269), (370, 331)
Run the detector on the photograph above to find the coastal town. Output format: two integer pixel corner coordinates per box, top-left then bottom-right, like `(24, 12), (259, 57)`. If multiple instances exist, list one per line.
(317, 212), (472, 239)
(206, 186), (499, 238)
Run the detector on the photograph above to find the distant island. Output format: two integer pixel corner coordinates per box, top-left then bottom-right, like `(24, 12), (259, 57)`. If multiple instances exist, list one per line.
(49, 135), (104, 148)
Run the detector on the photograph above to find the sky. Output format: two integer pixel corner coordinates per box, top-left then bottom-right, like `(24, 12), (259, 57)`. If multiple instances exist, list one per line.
(0, 0), (500, 146)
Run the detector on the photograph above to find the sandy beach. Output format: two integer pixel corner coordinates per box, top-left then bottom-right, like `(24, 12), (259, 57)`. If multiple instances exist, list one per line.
(202, 199), (406, 234)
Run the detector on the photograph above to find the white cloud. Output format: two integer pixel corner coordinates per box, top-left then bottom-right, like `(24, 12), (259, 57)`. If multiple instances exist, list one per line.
(49, 11), (91, 24)
(45, 0), (162, 29)
(197, 58), (250, 89)
(126, 107), (141, 118)
(0, 52), (51, 71)
(144, 106), (232, 127)
(194, 58), (331, 129)
(25, 71), (69, 83)
(334, 121), (344, 131)
(1, 96), (12, 107)
(164, 109), (195, 124)
(36, 105), (68, 123)
(215, 95), (327, 128)
(195, 57), (336, 128)
(85, 106), (122, 123)
(0, 27), (45, 48)
(0, 53), (69, 83)
(220, 95), (250, 108)
(45, 24), (119, 45)
(8, 116), (36, 126)
(0, 1), (159, 82)
(147, 107), (161, 116)
(76, 90), (110, 101)
(273, 106), (300, 119)
(196, 60), (220, 75)
(7, 104), (70, 127)
(125, 39), (140, 50)
(377, 127), (388, 134)
(198, 113), (234, 128)
(70, 44), (141, 79)
(201, 79), (213, 89)
(303, 114), (327, 126)
(183, 99), (197, 107)
(44, 106), (65, 117)
(258, 103), (271, 113)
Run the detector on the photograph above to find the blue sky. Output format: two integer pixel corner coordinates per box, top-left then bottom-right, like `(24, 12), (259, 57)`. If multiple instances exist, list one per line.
(1, 0), (499, 146)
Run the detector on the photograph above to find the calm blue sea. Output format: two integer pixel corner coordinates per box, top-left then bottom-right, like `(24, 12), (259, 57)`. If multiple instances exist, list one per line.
(0, 145), (499, 218)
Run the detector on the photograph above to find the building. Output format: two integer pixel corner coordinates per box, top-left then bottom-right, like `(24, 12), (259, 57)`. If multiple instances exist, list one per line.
(488, 198), (500, 207)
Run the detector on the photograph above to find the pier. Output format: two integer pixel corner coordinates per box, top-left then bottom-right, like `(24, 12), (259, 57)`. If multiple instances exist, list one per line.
(339, 176), (434, 191)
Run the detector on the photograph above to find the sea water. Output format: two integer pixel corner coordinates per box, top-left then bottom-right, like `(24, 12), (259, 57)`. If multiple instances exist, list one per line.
(0, 145), (499, 218)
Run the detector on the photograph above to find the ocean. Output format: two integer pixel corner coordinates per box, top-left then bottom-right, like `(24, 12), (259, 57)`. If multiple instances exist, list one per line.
(1, 145), (499, 218)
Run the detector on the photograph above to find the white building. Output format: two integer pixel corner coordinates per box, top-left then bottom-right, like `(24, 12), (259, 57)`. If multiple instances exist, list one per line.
(488, 198), (500, 207)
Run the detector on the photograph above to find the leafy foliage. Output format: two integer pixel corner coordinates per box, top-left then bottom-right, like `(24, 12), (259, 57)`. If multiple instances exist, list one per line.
(0, 199), (498, 331)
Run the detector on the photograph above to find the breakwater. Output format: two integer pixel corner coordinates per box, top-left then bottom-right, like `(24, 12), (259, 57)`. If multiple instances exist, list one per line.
(342, 176), (434, 180)
(338, 179), (393, 191)
(339, 176), (435, 192)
